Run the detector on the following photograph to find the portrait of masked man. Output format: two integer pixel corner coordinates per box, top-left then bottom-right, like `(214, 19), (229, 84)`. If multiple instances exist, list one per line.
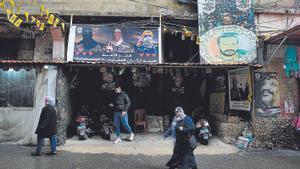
(74, 27), (103, 57)
(135, 30), (158, 56)
(104, 28), (134, 54)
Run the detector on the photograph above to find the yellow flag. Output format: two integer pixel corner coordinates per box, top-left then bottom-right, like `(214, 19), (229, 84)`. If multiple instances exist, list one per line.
(16, 6), (21, 14)
(24, 11), (29, 22)
(8, 14), (17, 24)
(196, 36), (200, 44)
(31, 16), (36, 23)
(6, 8), (12, 19)
(61, 22), (65, 31)
(0, 2), (4, 8)
(10, 0), (14, 9)
(45, 9), (49, 19)
(40, 5), (44, 16)
(14, 18), (22, 27)
(47, 14), (54, 25)
(39, 23), (45, 31)
(36, 20), (41, 27)
(53, 18), (60, 27)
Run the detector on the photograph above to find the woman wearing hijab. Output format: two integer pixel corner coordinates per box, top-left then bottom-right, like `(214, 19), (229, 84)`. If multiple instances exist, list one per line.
(164, 107), (197, 169)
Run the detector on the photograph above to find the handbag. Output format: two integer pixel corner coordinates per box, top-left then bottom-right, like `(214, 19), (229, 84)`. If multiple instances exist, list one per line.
(189, 135), (198, 150)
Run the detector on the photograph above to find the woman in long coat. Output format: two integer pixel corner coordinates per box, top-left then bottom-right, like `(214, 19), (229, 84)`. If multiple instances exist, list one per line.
(164, 107), (197, 169)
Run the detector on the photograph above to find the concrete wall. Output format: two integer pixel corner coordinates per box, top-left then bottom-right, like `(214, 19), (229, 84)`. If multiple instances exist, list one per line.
(55, 67), (72, 145)
(0, 0), (196, 18)
(251, 44), (299, 148)
(255, 0), (299, 14)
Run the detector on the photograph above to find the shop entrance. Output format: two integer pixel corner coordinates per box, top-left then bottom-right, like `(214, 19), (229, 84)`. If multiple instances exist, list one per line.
(66, 66), (230, 139)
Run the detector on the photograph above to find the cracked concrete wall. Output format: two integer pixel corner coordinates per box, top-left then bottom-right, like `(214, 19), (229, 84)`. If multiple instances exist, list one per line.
(0, 0), (197, 17)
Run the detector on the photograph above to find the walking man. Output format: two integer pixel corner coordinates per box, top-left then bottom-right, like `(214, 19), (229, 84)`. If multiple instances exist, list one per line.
(110, 84), (134, 143)
(32, 96), (57, 156)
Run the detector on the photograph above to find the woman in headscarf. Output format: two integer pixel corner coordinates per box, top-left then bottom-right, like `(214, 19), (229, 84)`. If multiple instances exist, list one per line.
(164, 107), (197, 169)
(32, 96), (57, 156)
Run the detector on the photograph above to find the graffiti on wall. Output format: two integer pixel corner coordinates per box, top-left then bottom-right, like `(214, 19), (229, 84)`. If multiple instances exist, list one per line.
(200, 25), (256, 64)
(198, 0), (256, 64)
(254, 72), (281, 117)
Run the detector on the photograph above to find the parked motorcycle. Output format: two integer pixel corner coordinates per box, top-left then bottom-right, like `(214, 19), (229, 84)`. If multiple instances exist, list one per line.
(98, 113), (114, 140)
(76, 115), (94, 140)
(196, 119), (211, 145)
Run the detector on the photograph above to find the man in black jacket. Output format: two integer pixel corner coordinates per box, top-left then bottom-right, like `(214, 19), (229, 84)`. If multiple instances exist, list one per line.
(110, 84), (134, 143)
(32, 96), (57, 156)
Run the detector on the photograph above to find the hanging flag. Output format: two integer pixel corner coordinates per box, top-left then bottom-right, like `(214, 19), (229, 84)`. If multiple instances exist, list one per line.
(16, 6), (21, 14)
(0, 1), (4, 8)
(45, 9), (49, 19)
(6, 8), (12, 19)
(36, 19), (41, 27)
(24, 11), (29, 22)
(40, 5), (44, 16)
(39, 22), (45, 31)
(14, 18), (22, 27)
(10, 0), (14, 10)
(47, 14), (55, 25)
(61, 22), (65, 31)
(53, 18), (60, 27)
(31, 16), (36, 23)
(196, 36), (200, 44)
(8, 14), (17, 24)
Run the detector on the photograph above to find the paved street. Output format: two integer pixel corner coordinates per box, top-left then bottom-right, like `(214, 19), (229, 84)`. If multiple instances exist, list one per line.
(0, 134), (299, 169)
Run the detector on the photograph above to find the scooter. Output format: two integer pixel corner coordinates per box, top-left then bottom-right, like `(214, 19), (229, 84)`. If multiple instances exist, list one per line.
(98, 113), (114, 140)
(76, 115), (94, 140)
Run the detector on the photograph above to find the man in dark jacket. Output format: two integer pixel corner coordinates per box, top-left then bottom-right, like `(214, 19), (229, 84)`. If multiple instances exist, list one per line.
(110, 84), (134, 144)
(32, 96), (57, 156)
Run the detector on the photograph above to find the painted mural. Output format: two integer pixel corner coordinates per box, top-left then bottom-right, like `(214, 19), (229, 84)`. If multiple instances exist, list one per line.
(73, 25), (159, 63)
(254, 72), (281, 117)
(228, 68), (252, 111)
(198, 0), (256, 64)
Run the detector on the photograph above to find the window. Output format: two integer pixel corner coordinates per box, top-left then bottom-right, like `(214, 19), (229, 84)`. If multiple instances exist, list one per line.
(0, 38), (19, 60)
(0, 68), (36, 107)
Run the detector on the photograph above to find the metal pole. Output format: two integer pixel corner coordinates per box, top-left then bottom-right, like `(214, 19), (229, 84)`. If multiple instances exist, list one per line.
(266, 36), (288, 65)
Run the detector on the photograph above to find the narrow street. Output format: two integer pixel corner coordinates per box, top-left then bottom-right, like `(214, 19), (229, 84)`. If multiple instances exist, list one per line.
(0, 134), (299, 169)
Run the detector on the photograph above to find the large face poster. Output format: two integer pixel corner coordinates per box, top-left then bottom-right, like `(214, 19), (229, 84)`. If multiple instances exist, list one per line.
(254, 72), (281, 117)
(198, 0), (256, 64)
(71, 25), (159, 63)
(228, 68), (252, 111)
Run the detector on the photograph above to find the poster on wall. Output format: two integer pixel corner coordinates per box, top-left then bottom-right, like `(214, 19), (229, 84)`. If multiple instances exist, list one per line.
(254, 72), (281, 117)
(209, 92), (225, 114)
(198, 0), (256, 64)
(228, 68), (252, 111)
(68, 24), (159, 64)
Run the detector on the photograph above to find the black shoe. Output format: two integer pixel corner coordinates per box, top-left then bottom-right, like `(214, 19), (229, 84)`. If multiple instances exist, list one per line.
(31, 152), (41, 156)
(46, 151), (57, 155)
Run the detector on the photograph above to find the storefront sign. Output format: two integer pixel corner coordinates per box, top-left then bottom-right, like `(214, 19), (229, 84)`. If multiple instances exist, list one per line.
(228, 68), (252, 111)
(198, 0), (256, 64)
(254, 72), (281, 117)
(68, 24), (159, 64)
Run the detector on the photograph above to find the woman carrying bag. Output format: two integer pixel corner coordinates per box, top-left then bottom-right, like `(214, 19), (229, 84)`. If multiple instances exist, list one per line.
(164, 107), (198, 169)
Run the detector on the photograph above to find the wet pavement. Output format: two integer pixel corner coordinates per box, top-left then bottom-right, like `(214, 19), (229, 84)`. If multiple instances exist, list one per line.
(0, 134), (300, 169)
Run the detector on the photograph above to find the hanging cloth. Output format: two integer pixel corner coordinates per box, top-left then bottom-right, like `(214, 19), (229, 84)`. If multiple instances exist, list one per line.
(284, 46), (299, 77)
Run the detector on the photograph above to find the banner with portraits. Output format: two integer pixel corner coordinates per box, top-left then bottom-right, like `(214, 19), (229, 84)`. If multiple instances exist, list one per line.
(228, 68), (252, 111)
(198, 0), (256, 64)
(254, 72), (281, 117)
(68, 24), (159, 64)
